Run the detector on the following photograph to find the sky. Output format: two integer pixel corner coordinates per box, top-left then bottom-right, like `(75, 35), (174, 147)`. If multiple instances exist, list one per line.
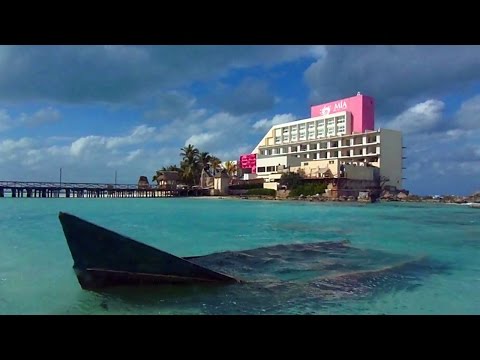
(0, 45), (479, 196)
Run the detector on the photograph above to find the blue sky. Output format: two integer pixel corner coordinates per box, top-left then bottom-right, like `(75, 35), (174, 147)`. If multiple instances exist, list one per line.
(0, 45), (479, 195)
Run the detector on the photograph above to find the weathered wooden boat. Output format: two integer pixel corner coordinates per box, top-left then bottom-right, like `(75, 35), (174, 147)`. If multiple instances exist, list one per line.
(58, 212), (241, 290)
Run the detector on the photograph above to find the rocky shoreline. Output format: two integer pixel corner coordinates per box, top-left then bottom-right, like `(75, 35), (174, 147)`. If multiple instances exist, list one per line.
(224, 191), (480, 205)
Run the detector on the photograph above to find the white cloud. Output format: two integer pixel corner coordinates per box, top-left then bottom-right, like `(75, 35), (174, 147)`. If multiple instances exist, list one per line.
(0, 45), (324, 104)
(184, 132), (222, 150)
(304, 45), (480, 117)
(455, 94), (480, 130)
(19, 107), (61, 126)
(0, 107), (62, 132)
(105, 125), (156, 149)
(0, 138), (35, 163)
(384, 100), (444, 134)
(252, 113), (297, 132)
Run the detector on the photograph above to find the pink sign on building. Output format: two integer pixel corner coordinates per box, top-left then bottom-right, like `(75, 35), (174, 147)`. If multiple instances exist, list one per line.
(239, 153), (257, 174)
(310, 94), (375, 133)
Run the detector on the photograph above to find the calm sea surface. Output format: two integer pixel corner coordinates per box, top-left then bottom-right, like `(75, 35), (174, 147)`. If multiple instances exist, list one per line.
(0, 198), (478, 314)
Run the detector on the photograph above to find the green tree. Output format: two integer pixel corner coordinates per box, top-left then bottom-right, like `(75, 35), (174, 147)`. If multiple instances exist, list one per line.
(180, 144), (200, 185)
(198, 152), (211, 171)
(280, 172), (303, 189)
(209, 156), (222, 176)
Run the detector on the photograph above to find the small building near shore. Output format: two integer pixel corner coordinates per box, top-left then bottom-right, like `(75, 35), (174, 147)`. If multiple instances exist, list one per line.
(137, 176), (150, 189)
(155, 171), (179, 190)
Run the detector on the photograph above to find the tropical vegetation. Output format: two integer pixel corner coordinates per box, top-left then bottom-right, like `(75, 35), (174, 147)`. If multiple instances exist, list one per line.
(152, 144), (227, 186)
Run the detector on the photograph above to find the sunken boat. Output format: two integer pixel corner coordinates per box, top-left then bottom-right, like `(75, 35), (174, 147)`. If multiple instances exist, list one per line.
(58, 212), (241, 290)
(59, 212), (448, 305)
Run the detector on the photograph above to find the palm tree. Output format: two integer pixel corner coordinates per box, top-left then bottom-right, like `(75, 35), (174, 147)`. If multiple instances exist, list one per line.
(180, 160), (197, 186)
(180, 144), (199, 163)
(180, 144), (200, 185)
(160, 165), (181, 172)
(198, 152), (211, 171)
(224, 161), (237, 177)
(209, 156), (222, 176)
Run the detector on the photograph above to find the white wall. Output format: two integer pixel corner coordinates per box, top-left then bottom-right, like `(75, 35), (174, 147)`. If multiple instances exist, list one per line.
(379, 129), (403, 189)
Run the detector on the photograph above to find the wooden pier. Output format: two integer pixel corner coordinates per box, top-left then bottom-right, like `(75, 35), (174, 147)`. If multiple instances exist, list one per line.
(0, 180), (206, 198)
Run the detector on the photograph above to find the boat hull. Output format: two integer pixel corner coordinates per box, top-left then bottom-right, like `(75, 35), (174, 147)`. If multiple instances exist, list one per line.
(58, 212), (240, 290)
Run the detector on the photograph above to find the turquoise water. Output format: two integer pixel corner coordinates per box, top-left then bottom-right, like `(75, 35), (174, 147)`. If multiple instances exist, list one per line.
(0, 198), (478, 314)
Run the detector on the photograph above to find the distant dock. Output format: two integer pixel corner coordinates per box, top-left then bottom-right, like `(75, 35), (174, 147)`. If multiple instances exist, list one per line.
(0, 181), (203, 198)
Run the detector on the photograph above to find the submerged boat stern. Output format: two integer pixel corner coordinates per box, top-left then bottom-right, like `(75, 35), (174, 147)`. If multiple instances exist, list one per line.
(58, 212), (241, 290)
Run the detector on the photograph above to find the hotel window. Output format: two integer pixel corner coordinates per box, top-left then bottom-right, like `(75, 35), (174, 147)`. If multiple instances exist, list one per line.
(283, 128), (289, 133)
(299, 134), (306, 141)
(320, 152), (327, 159)
(300, 144), (307, 151)
(310, 143), (318, 150)
(320, 142), (327, 149)
(275, 136), (281, 144)
(308, 122), (315, 129)
(291, 126), (297, 133)
(299, 124), (306, 130)
(317, 119), (324, 126)
(272, 148), (279, 155)
(330, 141), (338, 148)
(327, 128), (335, 135)
(290, 146), (297, 153)
(291, 136), (297, 141)
(263, 150), (268, 155)
(337, 126), (345, 133)
(336, 115), (345, 123)
(266, 166), (275, 172)
(283, 135), (289, 142)
(257, 167), (266, 173)
(282, 147), (288, 154)
(327, 118), (335, 126)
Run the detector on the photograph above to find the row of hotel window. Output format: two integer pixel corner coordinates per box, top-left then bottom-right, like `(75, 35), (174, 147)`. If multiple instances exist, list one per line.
(263, 143), (378, 155)
(257, 157), (379, 173)
(261, 148), (378, 158)
(274, 117), (347, 143)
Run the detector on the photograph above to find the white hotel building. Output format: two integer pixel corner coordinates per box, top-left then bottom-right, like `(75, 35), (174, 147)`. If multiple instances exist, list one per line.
(244, 93), (404, 190)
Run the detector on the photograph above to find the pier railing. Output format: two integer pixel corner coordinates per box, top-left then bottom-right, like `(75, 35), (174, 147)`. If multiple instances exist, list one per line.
(0, 180), (138, 190)
(0, 180), (208, 198)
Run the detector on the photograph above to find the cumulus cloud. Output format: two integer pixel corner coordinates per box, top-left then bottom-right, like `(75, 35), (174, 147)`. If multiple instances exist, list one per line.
(185, 132), (222, 150)
(252, 113), (297, 132)
(0, 45), (323, 104)
(69, 125), (157, 158)
(18, 107), (61, 126)
(383, 99), (445, 134)
(454, 94), (480, 130)
(305, 45), (480, 116)
(0, 138), (34, 161)
(0, 107), (62, 132)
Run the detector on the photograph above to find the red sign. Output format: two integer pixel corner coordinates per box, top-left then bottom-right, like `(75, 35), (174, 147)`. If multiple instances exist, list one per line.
(239, 153), (257, 173)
